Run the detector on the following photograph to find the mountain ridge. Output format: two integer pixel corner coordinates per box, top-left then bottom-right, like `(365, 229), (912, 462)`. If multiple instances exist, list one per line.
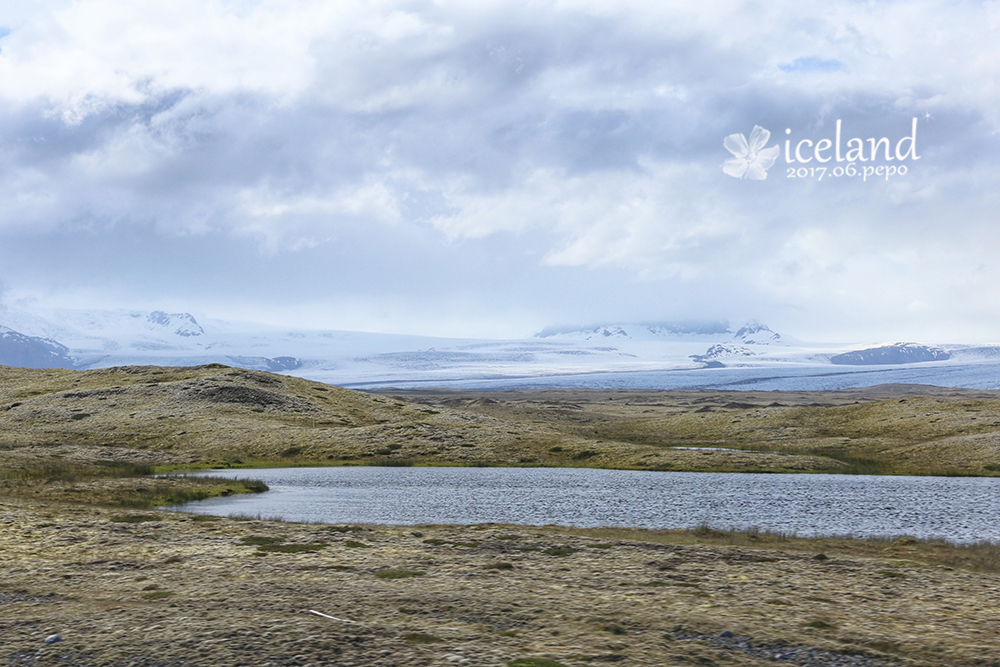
(1, 306), (997, 390)
(0, 325), (76, 369)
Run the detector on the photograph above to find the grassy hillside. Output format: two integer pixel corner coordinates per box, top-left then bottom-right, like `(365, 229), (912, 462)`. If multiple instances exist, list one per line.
(2, 364), (1000, 485)
(385, 385), (1000, 476)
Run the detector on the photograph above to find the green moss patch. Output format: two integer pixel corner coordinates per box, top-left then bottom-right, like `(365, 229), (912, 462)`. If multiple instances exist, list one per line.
(484, 562), (514, 570)
(255, 543), (328, 554)
(239, 535), (284, 545)
(141, 591), (173, 600)
(375, 569), (425, 579)
(111, 514), (160, 523)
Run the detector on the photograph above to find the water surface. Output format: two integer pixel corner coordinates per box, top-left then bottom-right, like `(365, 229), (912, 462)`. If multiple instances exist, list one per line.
(176, 467), (1000, 543)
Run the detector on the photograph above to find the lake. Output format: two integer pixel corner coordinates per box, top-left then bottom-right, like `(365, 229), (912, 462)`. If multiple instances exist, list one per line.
(174, 467), (1000, 544)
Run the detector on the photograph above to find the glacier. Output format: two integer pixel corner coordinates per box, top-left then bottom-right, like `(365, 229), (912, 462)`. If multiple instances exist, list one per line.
(2, 306), (999, 391)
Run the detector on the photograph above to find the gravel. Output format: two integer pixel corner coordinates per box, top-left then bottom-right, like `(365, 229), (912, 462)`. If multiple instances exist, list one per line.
(673, 632), (899, 667)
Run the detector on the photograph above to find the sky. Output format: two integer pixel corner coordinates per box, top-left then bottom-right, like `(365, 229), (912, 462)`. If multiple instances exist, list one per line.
(1, 0), (999, 342)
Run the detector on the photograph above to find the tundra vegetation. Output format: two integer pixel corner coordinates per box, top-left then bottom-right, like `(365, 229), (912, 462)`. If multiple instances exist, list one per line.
(4, 363), (1000, 483)
(2, 364), (1000, 665)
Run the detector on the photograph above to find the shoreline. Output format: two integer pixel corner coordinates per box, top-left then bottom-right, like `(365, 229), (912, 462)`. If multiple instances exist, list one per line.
(170, 465), (1000, 546)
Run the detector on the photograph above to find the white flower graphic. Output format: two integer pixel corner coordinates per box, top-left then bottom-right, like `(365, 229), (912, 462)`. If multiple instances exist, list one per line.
(723, 125), (780, 180)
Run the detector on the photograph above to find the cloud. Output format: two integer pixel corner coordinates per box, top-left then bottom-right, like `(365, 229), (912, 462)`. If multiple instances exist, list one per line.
(0, 0), (998, 339)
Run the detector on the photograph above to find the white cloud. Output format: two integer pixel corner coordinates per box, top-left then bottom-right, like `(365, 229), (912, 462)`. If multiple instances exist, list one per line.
(428, 161), (744, 279)
(0, 0), (325, 114)
(234, 179), (403, 252)
(0, 0), (999, 339)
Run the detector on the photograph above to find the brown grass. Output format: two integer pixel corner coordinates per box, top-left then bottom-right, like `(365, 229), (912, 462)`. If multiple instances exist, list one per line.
(3, 364), (1000, 477)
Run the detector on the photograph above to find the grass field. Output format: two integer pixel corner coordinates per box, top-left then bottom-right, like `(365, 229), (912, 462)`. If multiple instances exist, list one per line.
(4, 364), (1000, 483)
(3, 364), (1000, 665)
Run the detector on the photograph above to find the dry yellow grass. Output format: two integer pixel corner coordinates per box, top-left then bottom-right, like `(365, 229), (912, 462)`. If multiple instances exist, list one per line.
(2, 497), (999, 666)
(5, 364), (1000, 477)
(4, 366), (1000, 665)
(384, 385), (1000, 476)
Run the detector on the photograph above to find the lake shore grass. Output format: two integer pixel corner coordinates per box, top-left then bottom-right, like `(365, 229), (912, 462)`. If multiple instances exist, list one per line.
(0, 458), (269, 507)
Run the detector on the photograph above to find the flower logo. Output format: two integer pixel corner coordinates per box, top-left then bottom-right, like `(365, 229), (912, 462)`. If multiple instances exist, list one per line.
(723, 125), (780, 180)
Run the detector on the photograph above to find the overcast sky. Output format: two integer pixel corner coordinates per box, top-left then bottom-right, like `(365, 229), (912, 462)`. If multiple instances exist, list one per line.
(1, 0), (998, 342)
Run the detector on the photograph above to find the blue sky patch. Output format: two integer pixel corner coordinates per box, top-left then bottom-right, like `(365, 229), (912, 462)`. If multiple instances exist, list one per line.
(779, 56), (846, 73)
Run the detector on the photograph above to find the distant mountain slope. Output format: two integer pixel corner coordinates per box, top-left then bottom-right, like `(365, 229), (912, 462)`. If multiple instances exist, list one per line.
(0, 305), (994, 390)
(830, 343), (951, 365)
(535, 321), (732, 340)
(732, 321), (784, 345)
(537, 320), (790, 347)
(0, 326), (76, 369)
(0, 308), (204, 346)
(144, 311), (204, 337)
(690, 343), (755, 363)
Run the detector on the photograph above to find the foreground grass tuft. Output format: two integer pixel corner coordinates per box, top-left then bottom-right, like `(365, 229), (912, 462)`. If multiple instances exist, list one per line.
(111, 513), (161, 523)
(256, 543), (328, 554)
(141, 591), (173, 600)
(375, 569), (425, 579)
(543, 547), (578, 557)
(239, 535), (283, 545)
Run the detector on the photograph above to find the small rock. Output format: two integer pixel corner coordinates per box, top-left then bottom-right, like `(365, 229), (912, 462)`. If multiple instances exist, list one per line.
(719, 630), (734, 638)
(44, 634), (62, 644)
(411, 531), (424, 538)
(814, 553), (829, 560)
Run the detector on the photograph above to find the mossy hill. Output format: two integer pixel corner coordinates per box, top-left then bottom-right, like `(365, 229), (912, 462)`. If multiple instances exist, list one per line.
(2, 364), (1000, 477)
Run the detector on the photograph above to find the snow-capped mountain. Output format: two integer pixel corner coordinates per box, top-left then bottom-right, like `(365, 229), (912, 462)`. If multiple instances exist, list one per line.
(731, 321), (785, 345)
(0, 326), (76, 369)
(0, 308), (203, 348)
(535, 320), (789, 347)
(2, 305), (999, 390)
(534, 321), (731, 341)
(690, 343), (755, 363)
(830, 343), (951, 365)
(145, 311), (204, 337)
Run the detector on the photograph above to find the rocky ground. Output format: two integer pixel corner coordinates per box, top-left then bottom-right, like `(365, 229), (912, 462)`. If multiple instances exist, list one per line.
(3, 497), (999, 667)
